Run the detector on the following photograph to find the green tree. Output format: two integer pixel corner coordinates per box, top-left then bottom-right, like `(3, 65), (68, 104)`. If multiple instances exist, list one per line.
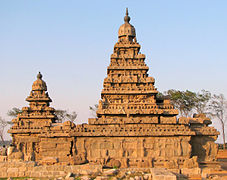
(194, 90), (211, 115)
(7, 107), (22, 118)
(164, 89), (197, 117)
(55, 110), (77, 123)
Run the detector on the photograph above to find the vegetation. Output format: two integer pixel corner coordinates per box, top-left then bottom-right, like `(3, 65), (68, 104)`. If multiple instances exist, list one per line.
(162, 90), (226, 148)
(164, 89), (197, 117)
(0, 117), (8, 143)
(209, 94), (227, 149)
(89, 104), (98, 118)
(163, 89), (212, 117)
(55, 110), (77, 123)
(7, 107), (22, 118)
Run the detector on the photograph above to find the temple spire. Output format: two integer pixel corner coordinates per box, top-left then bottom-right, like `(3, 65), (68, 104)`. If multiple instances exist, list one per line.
(118, 8), (136, 39)
(32, 72), (47, 91)
(124, 8), (130, 23)
(37, 71), (42, 79)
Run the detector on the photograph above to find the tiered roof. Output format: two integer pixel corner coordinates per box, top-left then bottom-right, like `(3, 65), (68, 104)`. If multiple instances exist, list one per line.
(10, 72), (56, 131)
(90, 9), (178, 125)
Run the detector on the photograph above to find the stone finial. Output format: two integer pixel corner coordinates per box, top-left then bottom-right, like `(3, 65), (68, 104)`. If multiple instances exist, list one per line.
(118, 8), (136, 38)
(37, 72), (42, 79)
(124, 8), (130, 23)
(31, 72), (47, 91)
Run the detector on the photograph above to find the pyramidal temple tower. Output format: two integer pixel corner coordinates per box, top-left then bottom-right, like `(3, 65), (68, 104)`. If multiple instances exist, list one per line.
(11, 72), (56, 130)
(9, 72), (57, 161)
(90, 8), (178, 125)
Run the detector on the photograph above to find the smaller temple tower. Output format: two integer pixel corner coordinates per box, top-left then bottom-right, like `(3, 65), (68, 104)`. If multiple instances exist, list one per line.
(9, 72), (57, 161)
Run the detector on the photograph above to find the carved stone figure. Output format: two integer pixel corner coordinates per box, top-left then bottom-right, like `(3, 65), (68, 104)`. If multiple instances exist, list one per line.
(73, 153), (87, 165)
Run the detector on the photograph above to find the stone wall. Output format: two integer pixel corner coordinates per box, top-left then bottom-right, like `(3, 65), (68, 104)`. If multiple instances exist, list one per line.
(76, 136), (192, 168)
(39, 137), (74, 165)
(8, 116), (219, 169)
(0, 161), (102, 178)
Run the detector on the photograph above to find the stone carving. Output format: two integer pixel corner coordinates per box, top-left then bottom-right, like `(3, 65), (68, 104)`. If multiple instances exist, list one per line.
(73, 152), (87, 165)
(0, 146), (7, 156)
(8, 9), (219, 170)
(8, 151), (24, 162)
(105, 158), (121, 168)
(183, 156), (199, 168)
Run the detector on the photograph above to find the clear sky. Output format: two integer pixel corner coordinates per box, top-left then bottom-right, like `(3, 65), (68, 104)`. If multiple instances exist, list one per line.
(0, 0), (227, 141)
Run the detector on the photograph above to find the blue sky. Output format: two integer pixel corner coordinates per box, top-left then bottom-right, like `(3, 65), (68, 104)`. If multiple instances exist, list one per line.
(0, 1), (227, 140)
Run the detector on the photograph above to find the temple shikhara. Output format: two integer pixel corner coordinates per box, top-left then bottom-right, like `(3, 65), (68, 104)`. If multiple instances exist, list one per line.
(4, 9), (222, 179)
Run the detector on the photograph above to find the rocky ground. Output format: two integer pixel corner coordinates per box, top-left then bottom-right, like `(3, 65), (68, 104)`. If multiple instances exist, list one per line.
(3, 166), (227, 180)
(1, 160), (227, 180)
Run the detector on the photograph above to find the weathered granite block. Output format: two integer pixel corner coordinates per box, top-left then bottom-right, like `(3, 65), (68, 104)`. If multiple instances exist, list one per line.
(181, 168), (201, 177)
(150, 168), (176, 180)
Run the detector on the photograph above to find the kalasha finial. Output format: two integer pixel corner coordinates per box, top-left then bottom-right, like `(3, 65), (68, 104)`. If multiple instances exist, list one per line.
(124, 8), (130, 23)
(37, 72), (42, 79)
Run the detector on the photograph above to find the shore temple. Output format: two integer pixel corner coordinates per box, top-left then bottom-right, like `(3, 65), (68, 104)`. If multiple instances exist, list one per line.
(8, 9), (219, 171)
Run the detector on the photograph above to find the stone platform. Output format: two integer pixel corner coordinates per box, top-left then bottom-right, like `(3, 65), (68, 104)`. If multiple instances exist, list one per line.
(0, 161), (227, 179)
(217, 149), (227, 159)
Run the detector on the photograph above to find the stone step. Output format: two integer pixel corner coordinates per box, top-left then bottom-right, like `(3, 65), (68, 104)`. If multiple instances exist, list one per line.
(188, 174), (202, 180)
(217, 150), (227, 159)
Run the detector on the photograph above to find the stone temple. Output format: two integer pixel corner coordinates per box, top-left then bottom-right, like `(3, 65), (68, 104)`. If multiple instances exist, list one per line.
(8, 9), (219, 170)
